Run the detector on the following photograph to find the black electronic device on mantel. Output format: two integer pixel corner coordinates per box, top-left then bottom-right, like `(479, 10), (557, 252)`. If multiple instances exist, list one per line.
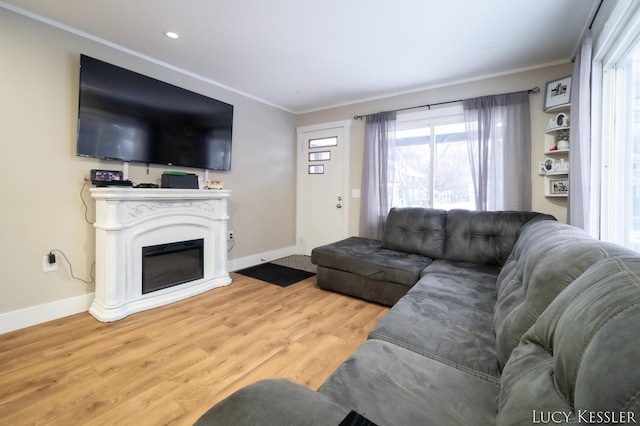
(76, 55), (233, 171)
(90, 169), (133, 187)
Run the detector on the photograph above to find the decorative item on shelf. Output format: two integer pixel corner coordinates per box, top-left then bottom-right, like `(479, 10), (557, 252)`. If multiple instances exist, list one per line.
(205, 180), (224, 189)
(544, 75), (572, 111)
(546, 112), (570, 131)
(549, 178), (569, 195)
(557, 159), (569, 173)
(539, 158), (555, 174)
(538, 158), (569, 175)
(555, 112), (569, 127)
(555, 129), (570, 150)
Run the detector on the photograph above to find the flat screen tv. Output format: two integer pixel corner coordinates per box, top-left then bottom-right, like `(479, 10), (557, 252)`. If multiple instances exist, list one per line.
(76, 55), (233, 171)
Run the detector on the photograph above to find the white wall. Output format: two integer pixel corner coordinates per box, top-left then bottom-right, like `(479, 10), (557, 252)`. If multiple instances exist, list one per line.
(296, 63), (573, 235)
(0, 9), (297, 327)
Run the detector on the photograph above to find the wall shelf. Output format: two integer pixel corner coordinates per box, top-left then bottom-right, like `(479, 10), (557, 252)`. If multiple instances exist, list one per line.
(544, 148), (570, 155)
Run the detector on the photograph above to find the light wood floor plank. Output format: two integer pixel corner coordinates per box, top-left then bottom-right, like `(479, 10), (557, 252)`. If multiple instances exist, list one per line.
(0, 274), (388, 425)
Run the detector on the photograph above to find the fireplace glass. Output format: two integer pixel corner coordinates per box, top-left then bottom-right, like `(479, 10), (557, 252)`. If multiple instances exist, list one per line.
(142, 239), (204, 294)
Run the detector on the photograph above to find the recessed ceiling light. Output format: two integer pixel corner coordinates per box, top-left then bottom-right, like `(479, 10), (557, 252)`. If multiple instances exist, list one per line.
(165, 31), (180, 39)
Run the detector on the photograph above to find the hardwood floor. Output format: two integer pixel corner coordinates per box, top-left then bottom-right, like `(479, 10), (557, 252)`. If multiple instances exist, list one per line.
(0, 274), (388, 425)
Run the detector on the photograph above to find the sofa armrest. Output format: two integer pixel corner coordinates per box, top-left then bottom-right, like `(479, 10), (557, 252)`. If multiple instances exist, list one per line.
(194, 379), (349, 426)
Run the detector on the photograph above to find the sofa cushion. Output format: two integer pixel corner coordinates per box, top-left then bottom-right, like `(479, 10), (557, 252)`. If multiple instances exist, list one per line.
(194, 379), (349, 426)
(316, 266), (411, 306)
(442, 209), (554, 266)
(369, 260), (502, 382)
(318, 340), (499, 426)
(381, 207), (447, 258)
(417, 259), (501, 313)
(494, 220), (637, 370)
(311, 236), (433, 286)
(497, 256), (640, 424)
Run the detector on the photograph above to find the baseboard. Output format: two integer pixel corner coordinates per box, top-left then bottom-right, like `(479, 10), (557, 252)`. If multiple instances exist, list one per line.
(0, 292), (95, 334)
(1, 246), (300, 334)
(227, 245), (300, 272)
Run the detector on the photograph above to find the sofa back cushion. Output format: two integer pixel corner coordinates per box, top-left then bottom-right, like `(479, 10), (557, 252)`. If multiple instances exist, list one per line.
(496, 255), (640, 424)
(382, 207), (447, 258)
(493, 220), (636, 370)
(442, 209), (554, 266)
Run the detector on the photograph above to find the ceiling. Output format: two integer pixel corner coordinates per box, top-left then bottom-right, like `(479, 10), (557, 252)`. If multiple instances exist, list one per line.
(1, 0), (599, 114)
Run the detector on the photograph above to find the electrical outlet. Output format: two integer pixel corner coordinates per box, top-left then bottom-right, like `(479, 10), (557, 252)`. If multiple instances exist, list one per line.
(228, 230), (235, 240)
(43, 255), (58, 272)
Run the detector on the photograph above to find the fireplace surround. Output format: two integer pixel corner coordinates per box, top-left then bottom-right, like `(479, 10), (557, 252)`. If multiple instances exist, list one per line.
(89, 187), (231, 321)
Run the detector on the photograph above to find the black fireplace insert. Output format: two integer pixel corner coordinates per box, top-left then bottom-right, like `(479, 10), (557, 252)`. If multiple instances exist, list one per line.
(142, 238), (204, 294)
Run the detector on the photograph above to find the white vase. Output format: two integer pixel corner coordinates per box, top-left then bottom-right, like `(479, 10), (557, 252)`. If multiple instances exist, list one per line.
(557, 140), (569, 150)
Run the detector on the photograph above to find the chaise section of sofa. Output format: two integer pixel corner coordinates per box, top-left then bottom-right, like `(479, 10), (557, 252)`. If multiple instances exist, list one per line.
(311, 236), (434, 306)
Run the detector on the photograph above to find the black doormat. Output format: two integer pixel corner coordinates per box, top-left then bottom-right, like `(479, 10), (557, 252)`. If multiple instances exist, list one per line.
(235, 262), (315, 287)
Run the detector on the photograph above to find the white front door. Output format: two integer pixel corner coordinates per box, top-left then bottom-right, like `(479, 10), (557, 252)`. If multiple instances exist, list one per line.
(296, 120), (351, 255)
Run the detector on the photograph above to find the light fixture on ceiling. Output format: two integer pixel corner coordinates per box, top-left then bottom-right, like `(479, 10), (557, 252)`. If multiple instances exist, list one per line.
(165, 31), (180, 39)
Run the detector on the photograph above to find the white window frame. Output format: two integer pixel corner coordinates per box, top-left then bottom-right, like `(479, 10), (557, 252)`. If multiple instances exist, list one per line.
(594, 0), (640, 247)
(395, 105), (466, 209)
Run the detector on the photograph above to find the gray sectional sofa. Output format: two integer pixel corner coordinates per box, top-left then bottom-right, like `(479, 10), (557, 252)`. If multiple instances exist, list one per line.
(195, 208), (640, 425)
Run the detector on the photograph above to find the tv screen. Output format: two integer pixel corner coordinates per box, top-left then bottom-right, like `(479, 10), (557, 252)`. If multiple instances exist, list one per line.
(76, 55), (233, 171)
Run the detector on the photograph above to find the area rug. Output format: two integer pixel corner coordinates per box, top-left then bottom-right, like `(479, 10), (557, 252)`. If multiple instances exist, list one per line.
(270, 254), (316, 273)
(235, 262), (315, 287)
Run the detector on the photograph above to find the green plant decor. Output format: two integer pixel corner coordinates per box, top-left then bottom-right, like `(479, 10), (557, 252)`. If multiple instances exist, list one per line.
(555, 129), (570, 142)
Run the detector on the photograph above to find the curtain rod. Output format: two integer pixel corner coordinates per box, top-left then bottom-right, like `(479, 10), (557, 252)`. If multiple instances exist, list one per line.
(588, 0), (604, 30)
(352, 86), (540, 120)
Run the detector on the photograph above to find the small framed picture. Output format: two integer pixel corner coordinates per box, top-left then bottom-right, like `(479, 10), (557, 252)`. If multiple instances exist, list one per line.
(550, 178), (569, 195)
(544, 76), (572, 111)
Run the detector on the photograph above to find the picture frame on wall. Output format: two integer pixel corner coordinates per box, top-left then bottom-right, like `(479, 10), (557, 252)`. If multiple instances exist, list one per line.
(544, 76), (572, 111)
(550, 178), (569, 195)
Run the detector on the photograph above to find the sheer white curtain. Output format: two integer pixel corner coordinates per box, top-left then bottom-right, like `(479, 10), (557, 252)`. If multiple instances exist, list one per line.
(463, 92), (532, 211)
(359, 111), (396, 239)
(568, 34), (592, 229)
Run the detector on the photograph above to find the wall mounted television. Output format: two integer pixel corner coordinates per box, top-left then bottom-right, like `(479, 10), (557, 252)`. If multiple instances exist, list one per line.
(76, 54), (233, 171)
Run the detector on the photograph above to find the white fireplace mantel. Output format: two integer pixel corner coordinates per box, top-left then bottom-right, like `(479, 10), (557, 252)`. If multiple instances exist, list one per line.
(89, 188), (232, 321)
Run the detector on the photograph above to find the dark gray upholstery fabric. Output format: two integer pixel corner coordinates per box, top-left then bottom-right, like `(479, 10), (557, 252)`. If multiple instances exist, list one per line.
(497, 256), (640, 424)
(311, 236), (433, 286)
(369, 260), (502, 381)
(311, 209), (554, 307)
(316, 266), (410, 306)
(494, 220), (637, 370)
(194, 379), (348, 426)
(381, 207), (447, 258)
(318, 340), (499, 425)
(442, 209), (555, 266)
(195, 217), (640, 425)
(417, 260), (501, 312)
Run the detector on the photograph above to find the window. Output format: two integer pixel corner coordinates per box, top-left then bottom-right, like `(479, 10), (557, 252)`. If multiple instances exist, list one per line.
(392, 107), (474, 210)
(598, 4), (640, 252)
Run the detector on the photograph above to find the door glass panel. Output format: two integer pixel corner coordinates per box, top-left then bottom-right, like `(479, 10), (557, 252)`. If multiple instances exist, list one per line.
(308, 164), (324, 174)
(309, 136), (338, 148)
(309, 151), (331, 161)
